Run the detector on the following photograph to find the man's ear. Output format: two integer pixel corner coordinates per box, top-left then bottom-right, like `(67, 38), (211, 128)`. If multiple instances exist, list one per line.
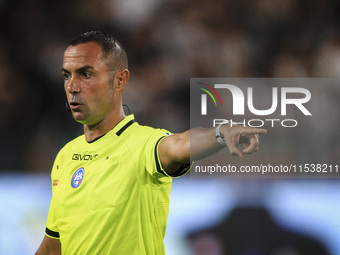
(115, 69), (129, 91)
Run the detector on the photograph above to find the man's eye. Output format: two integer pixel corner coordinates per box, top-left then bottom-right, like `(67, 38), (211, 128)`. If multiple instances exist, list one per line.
(63, 73), (71, 80)
(82, 72), (91, 78)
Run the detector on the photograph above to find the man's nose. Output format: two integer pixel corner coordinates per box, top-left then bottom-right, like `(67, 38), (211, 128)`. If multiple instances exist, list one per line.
(67, 78), (81, 94)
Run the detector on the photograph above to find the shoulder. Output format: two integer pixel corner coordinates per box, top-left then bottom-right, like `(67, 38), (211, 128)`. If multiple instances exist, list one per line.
(112, 115), (170, 142)
(122, 121), (172, 145)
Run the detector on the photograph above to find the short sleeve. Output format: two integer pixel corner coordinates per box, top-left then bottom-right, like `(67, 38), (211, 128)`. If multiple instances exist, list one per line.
(45, 154), (61, 239)
(45, 197), (60, 239)
(144, 129), (191, 180)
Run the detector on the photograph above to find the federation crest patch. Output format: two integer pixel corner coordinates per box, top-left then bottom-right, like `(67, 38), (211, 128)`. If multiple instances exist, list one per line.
(71, 167), (85, 188)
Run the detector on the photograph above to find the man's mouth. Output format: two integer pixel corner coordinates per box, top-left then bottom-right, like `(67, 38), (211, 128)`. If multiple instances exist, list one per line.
(69, 101), (83, 110)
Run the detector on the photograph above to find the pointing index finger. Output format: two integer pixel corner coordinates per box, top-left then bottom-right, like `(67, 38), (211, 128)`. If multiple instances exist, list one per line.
(242, 128), (267, 135)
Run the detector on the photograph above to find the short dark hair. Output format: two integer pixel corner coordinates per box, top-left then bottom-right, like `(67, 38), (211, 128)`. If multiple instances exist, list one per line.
(69, 31), (128, 71)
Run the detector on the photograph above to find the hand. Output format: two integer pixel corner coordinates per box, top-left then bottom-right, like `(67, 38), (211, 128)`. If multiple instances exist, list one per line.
(220, 125), (267, 158)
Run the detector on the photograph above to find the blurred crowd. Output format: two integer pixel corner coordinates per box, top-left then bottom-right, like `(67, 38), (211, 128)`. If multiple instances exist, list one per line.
(1, 0), (340, 172)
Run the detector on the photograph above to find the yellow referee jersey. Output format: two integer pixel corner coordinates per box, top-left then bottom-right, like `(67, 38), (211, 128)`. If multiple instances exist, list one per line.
(45, 115), (190, 254)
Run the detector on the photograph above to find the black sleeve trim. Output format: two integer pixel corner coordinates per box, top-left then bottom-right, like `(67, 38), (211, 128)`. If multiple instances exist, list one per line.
(169, 162), (191, 177)
(155, 137), (167, 176)
(46, 227), (60, 238)
(154, 136), (191, 177)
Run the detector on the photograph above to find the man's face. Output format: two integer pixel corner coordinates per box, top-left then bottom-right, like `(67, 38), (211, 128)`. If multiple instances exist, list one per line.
(62, 42), (116, 126)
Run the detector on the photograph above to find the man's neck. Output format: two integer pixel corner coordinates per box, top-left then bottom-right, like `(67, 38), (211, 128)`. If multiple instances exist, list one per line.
(84, 112), (125, 142)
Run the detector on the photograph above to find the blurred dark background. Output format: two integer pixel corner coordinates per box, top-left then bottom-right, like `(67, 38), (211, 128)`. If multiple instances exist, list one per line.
(1, 0), (340, 172)
(1, 1), (340, 255)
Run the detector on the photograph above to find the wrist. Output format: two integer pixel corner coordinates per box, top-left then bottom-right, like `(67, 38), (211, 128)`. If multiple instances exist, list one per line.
(215, 123), (227, 146)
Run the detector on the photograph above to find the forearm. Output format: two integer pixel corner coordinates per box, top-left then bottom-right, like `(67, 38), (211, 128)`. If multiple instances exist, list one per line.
(161, 127), (223, 161)
(35, 247), (58, 255)
(35, 235), (61, 255)
(159, 124), (266, 174)
(159, 127), (223, 169)
(159, 127), (222, 175)
(189, 127), (225, 161)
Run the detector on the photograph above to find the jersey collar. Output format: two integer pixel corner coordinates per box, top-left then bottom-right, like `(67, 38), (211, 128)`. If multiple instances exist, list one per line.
(113, 114), (135, 137)
(86, 115), (135, 143)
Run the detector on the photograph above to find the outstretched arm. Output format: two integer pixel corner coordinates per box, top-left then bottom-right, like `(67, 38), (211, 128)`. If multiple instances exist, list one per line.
(35, 235), (61, 255)
(158, 124), (267, 175)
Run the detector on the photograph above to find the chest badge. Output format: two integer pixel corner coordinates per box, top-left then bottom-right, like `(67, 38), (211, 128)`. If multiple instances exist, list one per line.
(71, 167), (85, 188)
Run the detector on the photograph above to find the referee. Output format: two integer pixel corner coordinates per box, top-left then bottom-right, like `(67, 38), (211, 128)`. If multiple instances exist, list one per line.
(35, 31), (266, 255)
